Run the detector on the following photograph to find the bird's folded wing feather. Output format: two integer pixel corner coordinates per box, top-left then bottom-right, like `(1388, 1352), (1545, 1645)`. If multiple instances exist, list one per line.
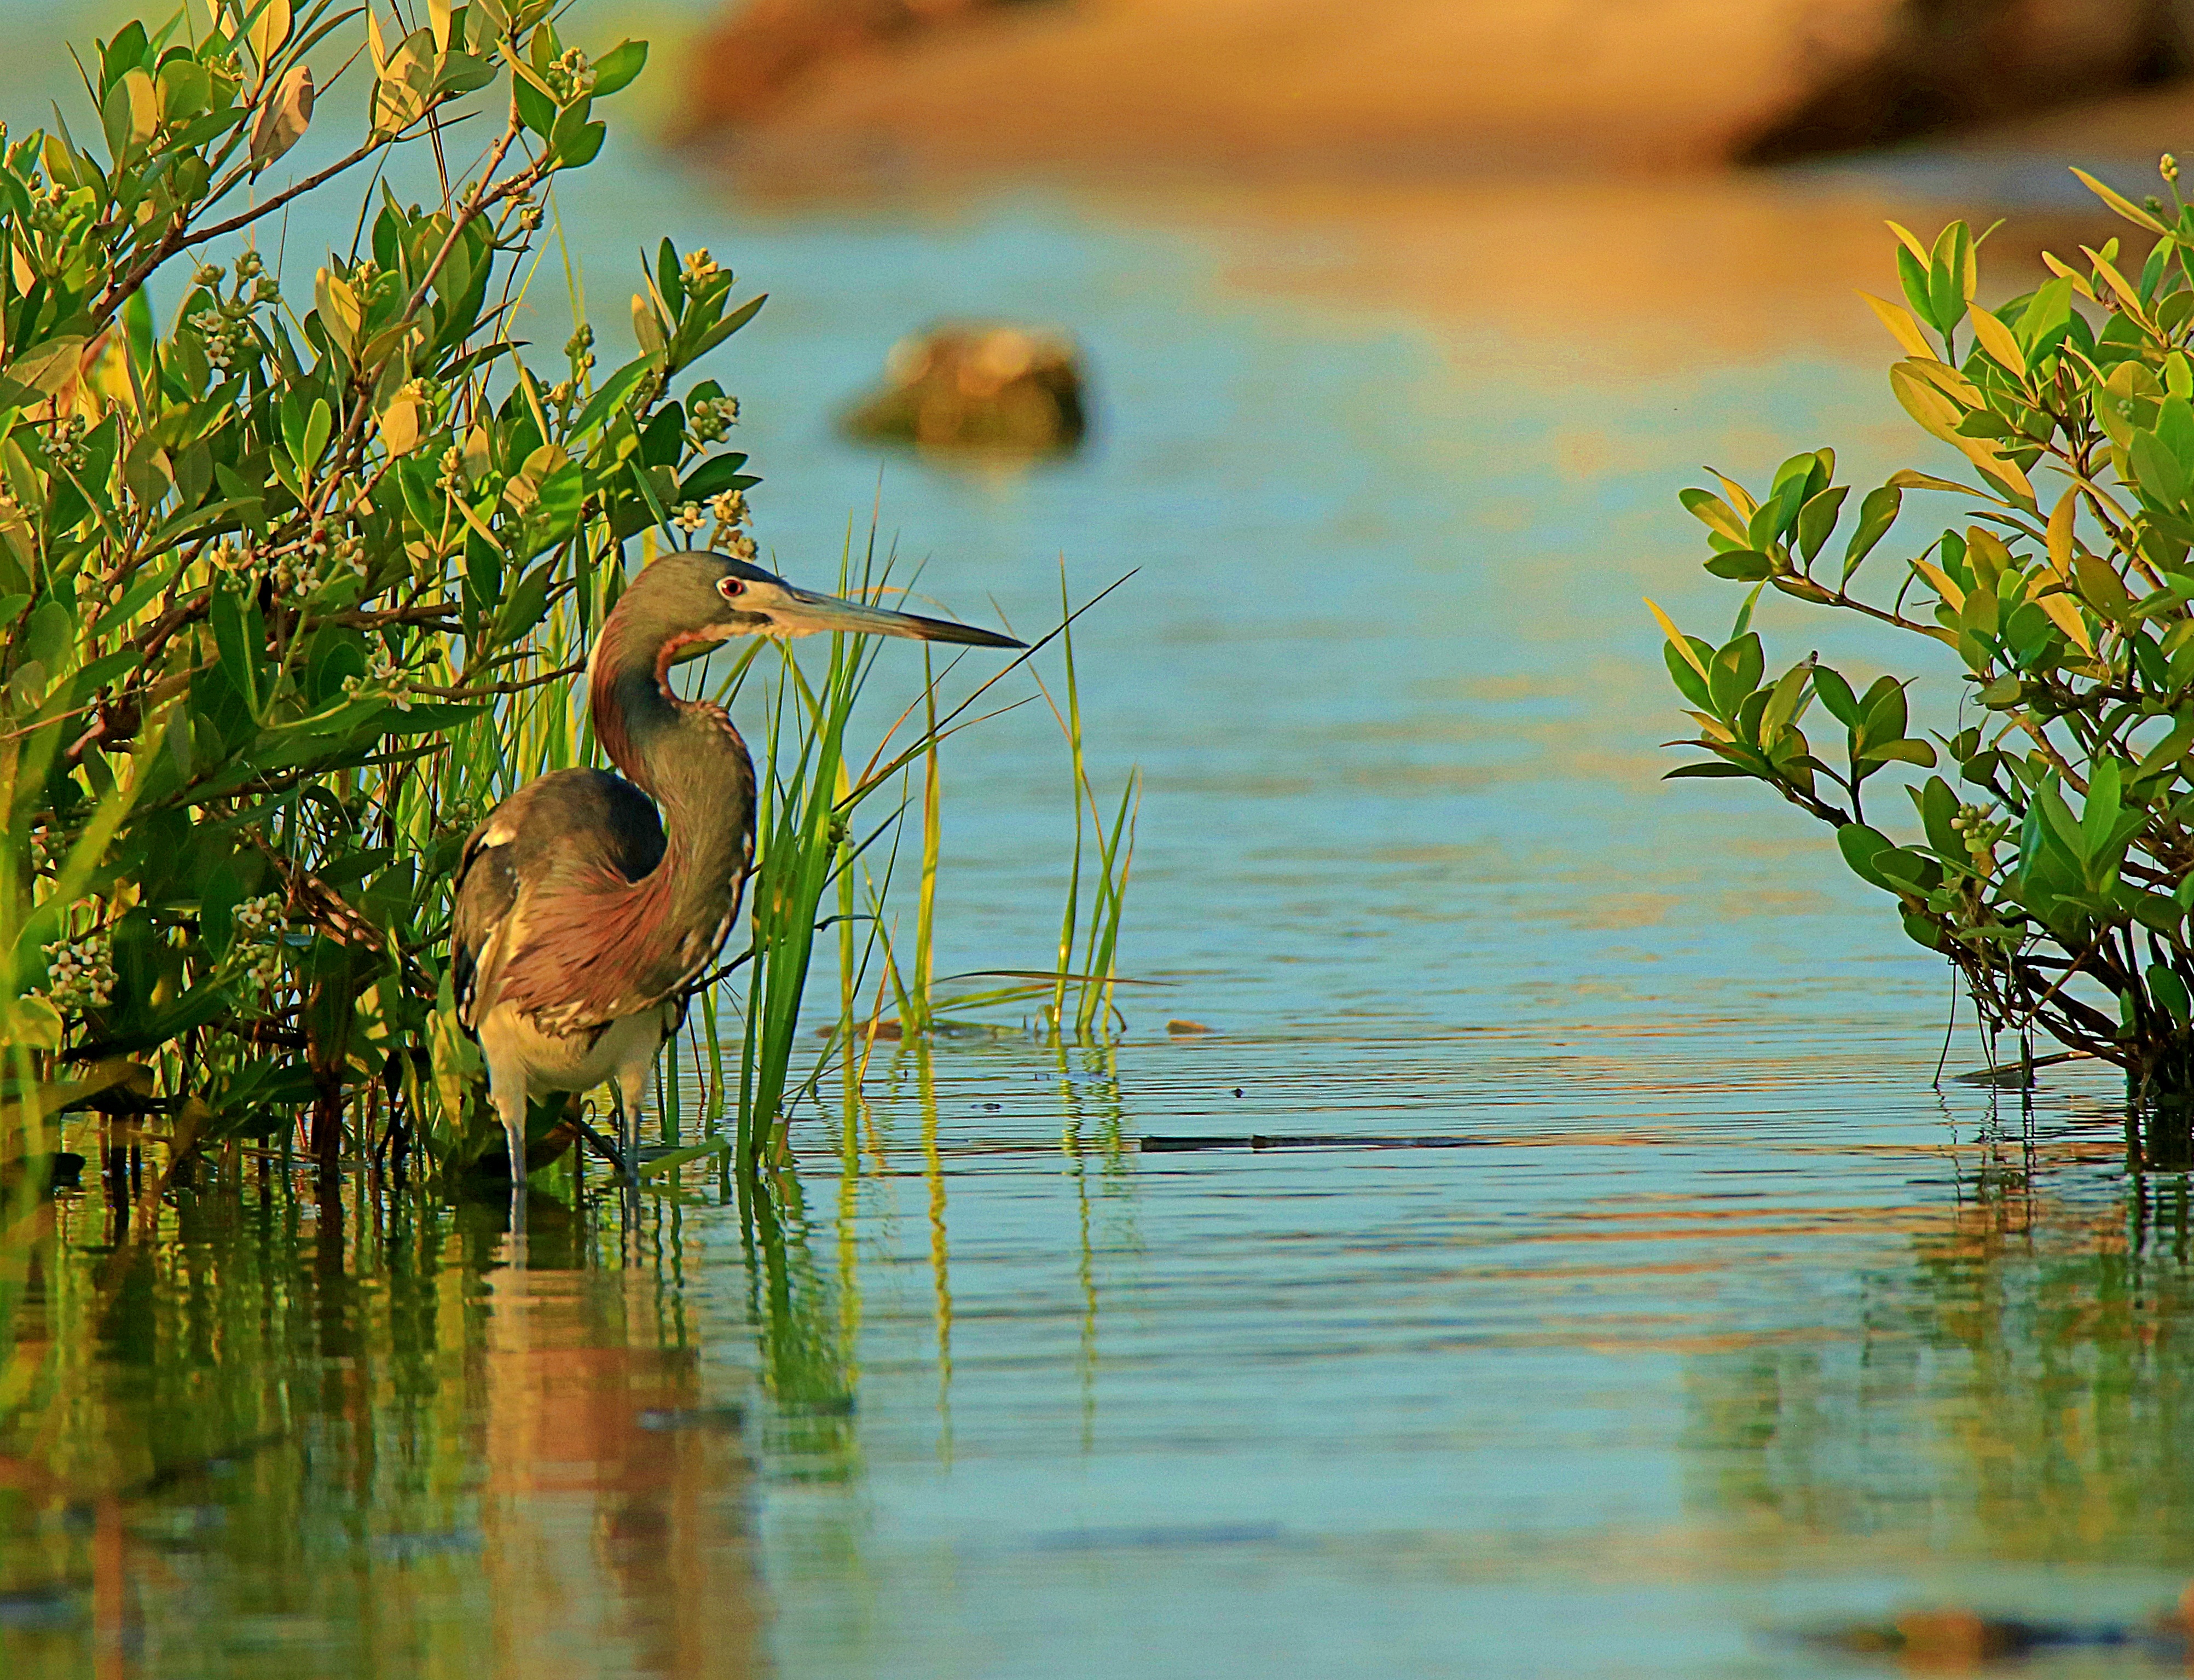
(501, 860), (746, 1034)
(450, 768), (672, 1033)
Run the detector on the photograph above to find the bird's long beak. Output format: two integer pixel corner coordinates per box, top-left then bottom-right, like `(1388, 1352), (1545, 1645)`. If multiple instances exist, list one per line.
(766, 582), (1025, 648)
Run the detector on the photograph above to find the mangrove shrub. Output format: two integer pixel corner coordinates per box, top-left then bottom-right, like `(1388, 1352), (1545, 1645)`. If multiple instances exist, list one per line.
(0, 0), (765, 1166)
(1658, 164), (2194, 1101)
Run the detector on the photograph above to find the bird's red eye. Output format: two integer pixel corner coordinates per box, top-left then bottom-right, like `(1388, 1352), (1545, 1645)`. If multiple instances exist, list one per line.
(717, 576), (745, 599)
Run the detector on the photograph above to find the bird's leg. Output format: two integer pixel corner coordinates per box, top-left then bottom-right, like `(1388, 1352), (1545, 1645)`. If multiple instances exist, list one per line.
(611, 1057), (653, 1256)
(488, 1065), (530, 1249)
(610, 1073), (642, 1187)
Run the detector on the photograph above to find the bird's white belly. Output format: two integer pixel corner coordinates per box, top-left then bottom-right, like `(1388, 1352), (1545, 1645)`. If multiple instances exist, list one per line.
(478, 1003), (674, 1099)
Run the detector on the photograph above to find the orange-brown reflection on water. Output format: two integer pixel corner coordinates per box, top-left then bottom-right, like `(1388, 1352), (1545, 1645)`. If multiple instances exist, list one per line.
(1091, 176), (2127, 375)
(479, 1266), (763, 1680)
(0, 1192), (764, 1680)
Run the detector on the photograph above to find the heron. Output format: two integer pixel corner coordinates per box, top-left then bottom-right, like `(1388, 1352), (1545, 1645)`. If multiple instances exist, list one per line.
(450, 549), (1022, 1220)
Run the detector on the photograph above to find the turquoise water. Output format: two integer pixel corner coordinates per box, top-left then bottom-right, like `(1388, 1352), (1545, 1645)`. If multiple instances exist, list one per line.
(7, 17), (2194, 1675)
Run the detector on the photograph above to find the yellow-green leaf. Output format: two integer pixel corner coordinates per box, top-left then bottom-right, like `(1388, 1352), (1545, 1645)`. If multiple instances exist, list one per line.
(2046, 486), (2077, 581)
(2081, 244), (2153, 326)
(121, 67), (158, 146)
(4, 996), (61, 1051)
(314, 265), (361, 358)
(1885, 468), (1973, 496)
(2072, 166), (2171, 234)
(2042, 250), (2098, 301)
(1966, 304), (2027, 378)
(1912, 558), (1965, 610)
(246, 0), (293, 65)
(1890, 360), (1967, 444)
(1885, 220), (1931, 265)
(1709, 471), (1758, 520)
(2034, 588), (2094, 655)
(1643, 597), (1709, 680)
(631, 293), (665, 358)
(1860, 292), (1938, 361)
(4, 335), (86, 398)
(2074, 551), (2137, 621)
(248, 63), (312, 171)
(380, 392), (421, 456)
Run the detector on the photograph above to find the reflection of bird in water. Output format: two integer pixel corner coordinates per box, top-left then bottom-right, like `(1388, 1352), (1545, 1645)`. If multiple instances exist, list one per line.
(449, 551), (1020, 1221)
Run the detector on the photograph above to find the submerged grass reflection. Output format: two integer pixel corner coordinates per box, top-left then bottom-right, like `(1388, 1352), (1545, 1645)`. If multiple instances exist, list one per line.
(0, 1151), (816, 1677)
(1684, 1127), (2194, 1575)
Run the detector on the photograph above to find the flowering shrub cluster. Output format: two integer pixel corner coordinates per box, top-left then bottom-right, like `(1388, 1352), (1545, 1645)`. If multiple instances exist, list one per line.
(2, 0), (766, 1158)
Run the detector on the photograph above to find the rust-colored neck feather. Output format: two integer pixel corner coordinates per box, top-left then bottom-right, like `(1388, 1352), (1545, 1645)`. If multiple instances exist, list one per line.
(580, 595), (757, 986)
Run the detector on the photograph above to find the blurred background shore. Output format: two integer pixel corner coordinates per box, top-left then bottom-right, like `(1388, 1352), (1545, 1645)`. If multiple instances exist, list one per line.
(656, 0), (2194, 370)
(676, 0), (2194, 185)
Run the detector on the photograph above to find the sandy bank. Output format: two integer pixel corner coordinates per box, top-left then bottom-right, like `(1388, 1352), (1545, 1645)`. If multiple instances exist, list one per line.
(684, 0), (2186, 192)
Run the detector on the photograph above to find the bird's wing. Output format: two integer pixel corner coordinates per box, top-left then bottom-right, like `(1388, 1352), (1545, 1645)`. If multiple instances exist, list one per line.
(449, 814), (516, 1032)
(501, 854), (748, 1036)
(450, 769), (669, 1033)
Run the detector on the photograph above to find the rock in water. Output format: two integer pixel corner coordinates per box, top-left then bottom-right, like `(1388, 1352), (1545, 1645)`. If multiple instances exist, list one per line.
(840, 323), (1086, 456)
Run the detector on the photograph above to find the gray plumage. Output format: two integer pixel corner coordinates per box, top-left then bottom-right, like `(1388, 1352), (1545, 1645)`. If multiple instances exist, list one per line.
(444, 548), (1021, 1226)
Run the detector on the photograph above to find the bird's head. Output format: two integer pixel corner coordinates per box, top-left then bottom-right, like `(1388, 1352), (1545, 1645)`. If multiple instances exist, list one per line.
(617, 550), (1024, 662)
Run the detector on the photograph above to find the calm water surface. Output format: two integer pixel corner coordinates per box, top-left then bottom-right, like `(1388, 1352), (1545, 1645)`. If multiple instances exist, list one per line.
(5, 45), (2194, 1675)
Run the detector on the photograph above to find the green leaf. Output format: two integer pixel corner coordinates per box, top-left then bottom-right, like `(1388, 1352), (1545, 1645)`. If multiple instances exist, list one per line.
(1842, 484), (1901, 581)
(1917, 774), (1961, 860)
(490, 558), (555, 646)
(566, 354), (655, 438)
(591, 38), (647, 96)
(1663, 640), (1711, 710)
(397, 456), (439, 530)
(2082, 755), (2124, 857)
(1749, 473), (1808, 549)
(680, 293), (767, 367)
(513, 70), (554, 138)
(1863, 739), (1937, 769)
(435, 51), (497, 96)
(209, 584), (259, 716)
(1902, 912), (1942, 949)
(1928, 221), (1971, 338)
(2015, 276), (2075, 355)
(1837, 822), (1898, 890)
(1858, 676), (1907, 746)
(1680, 486), (1750, 546)
(677, 453), (755, 505)
(655, 236), (683, 321)
(555, 118), (605, 169)
(1760, 661), (1811, 738)
(99, 19), (150, 92)
(531, 460), (585, 538)
(1663, 762), (1751, 779)
(1704, 549), (1773, 581)
(1794, 485), (1847, 564)
(2035, 780), (2088, 862)
(2133, 427), (2188, 508)
(297, 396), (330, 478)
(1706, 632), (1764, 719)
(280, 391), (309, 474)
(2150, 963), (2192, 1024)
(1897, 242), (1937, 331)
(1811, 665), (1862, 728)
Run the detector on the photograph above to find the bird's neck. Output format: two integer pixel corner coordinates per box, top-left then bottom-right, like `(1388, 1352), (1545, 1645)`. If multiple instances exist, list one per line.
(588, 613), (756, 918)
